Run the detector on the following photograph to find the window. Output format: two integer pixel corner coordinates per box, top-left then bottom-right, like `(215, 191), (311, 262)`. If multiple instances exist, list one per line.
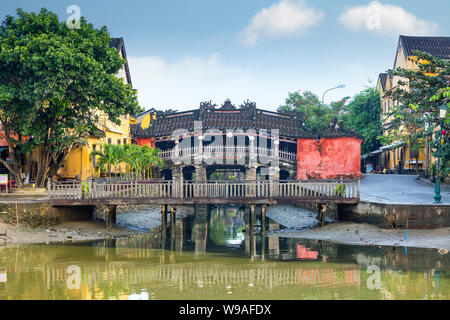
(117, 139), (121, 145)
(123, 138), (127, 145)
(92, 145), (96, 168)
(108, 138), (112, 145)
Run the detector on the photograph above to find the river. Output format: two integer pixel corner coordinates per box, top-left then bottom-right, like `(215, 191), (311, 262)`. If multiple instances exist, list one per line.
(0, 205), (449, 300)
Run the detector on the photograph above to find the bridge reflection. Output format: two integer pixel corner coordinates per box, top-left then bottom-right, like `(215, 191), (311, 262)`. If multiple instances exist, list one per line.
(1, 205), (449, 300)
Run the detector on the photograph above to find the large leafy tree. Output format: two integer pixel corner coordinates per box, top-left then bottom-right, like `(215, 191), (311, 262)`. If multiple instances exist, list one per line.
(278, 90), (338, 132)
(0, 8), (140, 187)
(385, 51), (449, 177)
(341, 86), (382, 155)
(278, 87), (381, 155)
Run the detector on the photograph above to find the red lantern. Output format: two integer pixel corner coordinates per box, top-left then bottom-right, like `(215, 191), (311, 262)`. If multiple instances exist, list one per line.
(443, 130), (447, 136)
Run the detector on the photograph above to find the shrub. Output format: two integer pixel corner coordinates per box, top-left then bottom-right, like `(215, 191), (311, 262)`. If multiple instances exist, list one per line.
(335, 183), (346, 197)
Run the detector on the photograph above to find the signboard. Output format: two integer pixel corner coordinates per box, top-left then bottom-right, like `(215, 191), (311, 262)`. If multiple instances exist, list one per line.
(0, 174), (7, 185)
(0, 174), (8, 193)
(0, 271), (6, 283)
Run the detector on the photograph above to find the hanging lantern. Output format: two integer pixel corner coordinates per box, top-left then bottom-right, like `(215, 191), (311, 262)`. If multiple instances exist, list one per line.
(443, 130), (447, 136)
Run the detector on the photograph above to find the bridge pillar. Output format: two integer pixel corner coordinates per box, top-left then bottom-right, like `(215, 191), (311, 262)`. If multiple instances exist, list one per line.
(261, 204), (267, 232)
(170, 205), (177, 235)
(194, 165), (207, 183)
(105, 205), (117, 229)
(249, 204), (256, 260)
(246, 165), (257, 197)
(317, 204), (327, 227)
(261, 204), (267, 260)
(172, 165), (183, 183)
(161, 204), (168, 235)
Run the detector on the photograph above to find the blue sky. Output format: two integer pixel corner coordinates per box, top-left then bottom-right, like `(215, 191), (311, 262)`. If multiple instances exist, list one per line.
(1, 1), (449, 112)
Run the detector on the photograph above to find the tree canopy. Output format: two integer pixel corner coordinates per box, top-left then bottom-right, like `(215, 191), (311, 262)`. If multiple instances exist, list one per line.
(341, 86), (382, 155)
(278, 86), (382, 154)
(0, 8), (140, 187)
(386, 51), (449, 179)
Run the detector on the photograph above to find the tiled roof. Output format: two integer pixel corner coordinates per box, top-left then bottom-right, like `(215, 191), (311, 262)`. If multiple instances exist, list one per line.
(400, 35), (450, 60)
(131, 100), (362, 140)
(378, 73), (388, 91)
(109, 37), (133, 87)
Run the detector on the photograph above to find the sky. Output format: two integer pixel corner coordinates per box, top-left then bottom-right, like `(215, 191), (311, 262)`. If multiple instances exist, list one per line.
(1, 0), (449, 112)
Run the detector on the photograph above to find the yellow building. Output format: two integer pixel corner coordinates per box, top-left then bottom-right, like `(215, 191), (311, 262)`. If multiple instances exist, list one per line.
(58, 37), (134, 180)
(377, 35), (450, 173)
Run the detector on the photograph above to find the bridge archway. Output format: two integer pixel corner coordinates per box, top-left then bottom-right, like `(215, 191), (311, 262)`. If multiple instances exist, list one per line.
(182, 166), (196, 181)
(160, 169), (173, 180)
(256, 166), (269, 180)
(280, 169), (290, 180)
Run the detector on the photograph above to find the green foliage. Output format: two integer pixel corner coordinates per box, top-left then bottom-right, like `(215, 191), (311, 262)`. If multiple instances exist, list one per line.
(278, 90), (336, 133)
(335, 183), (346, 197)
(81, 181), (90, 196)
(278, 86), (382, 154)
(387, 51), (450, 166)
(341, 87), (382, 154)
(0, 8), (140, 186)
(91, 143), (163, 179)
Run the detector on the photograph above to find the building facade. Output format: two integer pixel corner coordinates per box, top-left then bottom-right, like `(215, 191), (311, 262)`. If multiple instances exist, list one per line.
(377, 35), (450, 173)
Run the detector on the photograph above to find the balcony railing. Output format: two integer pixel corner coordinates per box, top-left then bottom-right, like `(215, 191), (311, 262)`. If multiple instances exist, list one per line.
(159, 146), (297, 162)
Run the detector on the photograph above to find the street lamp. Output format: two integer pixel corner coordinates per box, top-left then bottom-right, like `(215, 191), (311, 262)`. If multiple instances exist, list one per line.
(434, 104), (447, 203)
(322, 84), (346, 104)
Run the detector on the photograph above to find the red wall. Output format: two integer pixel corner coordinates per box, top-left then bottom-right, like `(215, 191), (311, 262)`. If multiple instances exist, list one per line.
(135, 137), (155, 148)
(297, 137), (362, 180)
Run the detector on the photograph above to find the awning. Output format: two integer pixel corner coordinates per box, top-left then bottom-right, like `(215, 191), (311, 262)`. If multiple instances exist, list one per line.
(361, 149), (383, 159)
(380, 141), (405, 152)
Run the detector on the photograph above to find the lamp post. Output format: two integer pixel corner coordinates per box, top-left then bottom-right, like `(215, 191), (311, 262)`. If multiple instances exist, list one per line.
(434, 104), (447, 203)
(322, 84), (345, 104)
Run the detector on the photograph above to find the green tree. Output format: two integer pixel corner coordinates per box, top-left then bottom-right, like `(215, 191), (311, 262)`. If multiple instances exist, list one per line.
(430, 87), (450, 181)
(91, 144), (115, 179)
(386, 51), (449, 176)
(278, 90), (335, 133)
(341, 86), (382, 154)
(0, 8), (140, 187)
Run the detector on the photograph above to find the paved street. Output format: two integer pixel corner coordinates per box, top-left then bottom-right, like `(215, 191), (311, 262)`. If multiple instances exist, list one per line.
(360, 174), (450, 205)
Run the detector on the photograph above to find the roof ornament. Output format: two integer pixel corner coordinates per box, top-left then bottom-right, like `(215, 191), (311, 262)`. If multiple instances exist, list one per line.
(199, 100), (217, 113)
(220, 99), (236, 111)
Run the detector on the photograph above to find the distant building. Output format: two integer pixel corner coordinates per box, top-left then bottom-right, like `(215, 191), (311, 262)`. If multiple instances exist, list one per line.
(58, 37), (134, 180)
(376, 35), (450, 173)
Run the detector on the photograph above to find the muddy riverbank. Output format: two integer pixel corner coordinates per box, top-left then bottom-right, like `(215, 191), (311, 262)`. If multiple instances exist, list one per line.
(0, 220), (141, 245)
(1, 203), (449, 251)
(271, 222), (450, 251)
(267, 205), (450, 251)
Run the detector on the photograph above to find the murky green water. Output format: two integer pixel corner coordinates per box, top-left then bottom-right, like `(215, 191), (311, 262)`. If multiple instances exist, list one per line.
(0, 205), (449, 300)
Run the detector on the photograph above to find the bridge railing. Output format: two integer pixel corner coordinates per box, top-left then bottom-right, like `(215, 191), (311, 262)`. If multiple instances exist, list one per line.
(159, 146), (297, 162)
(48, 179), (360, 202)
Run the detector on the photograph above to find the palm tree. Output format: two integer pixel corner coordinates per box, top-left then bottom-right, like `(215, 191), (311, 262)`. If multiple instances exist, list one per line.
(90, 143), (115, 180)
(111, 144), (126, 179)
(140, 145), (163, 179)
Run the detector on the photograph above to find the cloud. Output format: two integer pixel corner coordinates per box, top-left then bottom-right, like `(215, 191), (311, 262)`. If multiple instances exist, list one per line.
(238, 0), (324, 46)
(128, 54), (287, 111)
(338, 1), (440, 37)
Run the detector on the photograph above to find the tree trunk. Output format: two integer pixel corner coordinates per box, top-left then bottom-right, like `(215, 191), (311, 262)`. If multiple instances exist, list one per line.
(0, 158), (24, 188)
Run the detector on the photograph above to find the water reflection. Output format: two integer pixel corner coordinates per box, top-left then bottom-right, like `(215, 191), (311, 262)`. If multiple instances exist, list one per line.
(0, 205), (449, 300)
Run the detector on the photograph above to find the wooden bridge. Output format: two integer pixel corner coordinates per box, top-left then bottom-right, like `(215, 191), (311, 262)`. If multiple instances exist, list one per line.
(48, 179), (360, 206)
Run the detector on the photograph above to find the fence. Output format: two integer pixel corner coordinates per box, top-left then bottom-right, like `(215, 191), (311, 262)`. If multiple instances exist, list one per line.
(48, 179), (360, 203)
